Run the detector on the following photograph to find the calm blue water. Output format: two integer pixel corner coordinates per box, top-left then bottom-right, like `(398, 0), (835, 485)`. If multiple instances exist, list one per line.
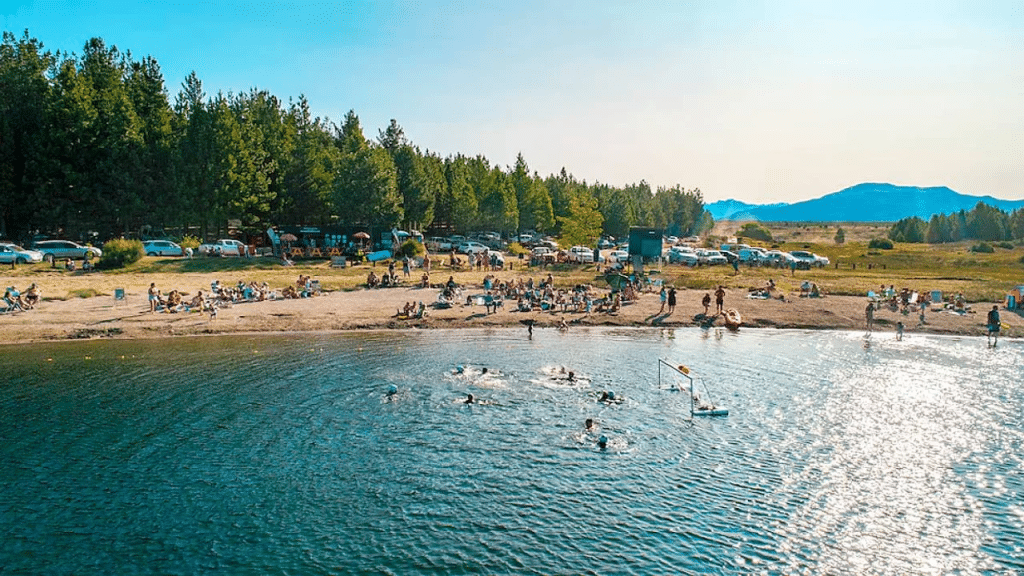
(1, 328), (1021, 575)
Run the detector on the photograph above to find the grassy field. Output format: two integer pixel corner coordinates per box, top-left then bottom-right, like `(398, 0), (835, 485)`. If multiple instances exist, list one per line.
(701, 221), (1024, 302)
(4, 223), (1023, 305)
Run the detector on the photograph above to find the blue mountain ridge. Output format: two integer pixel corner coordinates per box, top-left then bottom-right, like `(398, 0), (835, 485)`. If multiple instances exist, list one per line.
(706, 183), (1024, 222)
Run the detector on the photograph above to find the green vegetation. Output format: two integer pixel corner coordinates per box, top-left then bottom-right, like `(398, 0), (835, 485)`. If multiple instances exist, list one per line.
(1, 31), (709, 246)
(736, 222), (773, 242)
(971, 242), (994, 253)
(889, 202), (1024, 244)
(97, 239), (144, 269)
(868, 238), (894, 250)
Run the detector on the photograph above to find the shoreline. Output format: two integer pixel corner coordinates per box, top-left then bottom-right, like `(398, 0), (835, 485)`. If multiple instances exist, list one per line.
(3, 272), (1018, 344)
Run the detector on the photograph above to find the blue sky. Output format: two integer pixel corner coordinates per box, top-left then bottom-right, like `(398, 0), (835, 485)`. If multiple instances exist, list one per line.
(5, 0), (1024, 203)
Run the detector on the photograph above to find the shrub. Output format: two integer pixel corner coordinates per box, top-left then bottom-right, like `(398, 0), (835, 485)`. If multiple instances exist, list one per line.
(737, 222), (773, 242)
(507, 242), (529, 256)
(179, 235), (201, 251)
(971, 242), (994, 253)
(396, 238), (425, 259)
(995, 241), (1014, 250)
(868, 238), (893, 250)
(97, 238), (144, 269)
(834, 227), (846, 244)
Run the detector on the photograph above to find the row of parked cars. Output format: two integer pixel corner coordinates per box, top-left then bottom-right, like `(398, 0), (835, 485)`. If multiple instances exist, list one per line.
(0, 237), (243, 265)
(0, 240), (104, 265)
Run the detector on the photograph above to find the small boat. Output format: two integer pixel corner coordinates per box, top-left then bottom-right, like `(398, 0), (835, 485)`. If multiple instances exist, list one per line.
(723, 308), (742, 330)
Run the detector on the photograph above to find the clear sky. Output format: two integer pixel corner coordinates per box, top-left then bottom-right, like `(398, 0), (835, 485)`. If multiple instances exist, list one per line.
(6, 0), (1024, 203)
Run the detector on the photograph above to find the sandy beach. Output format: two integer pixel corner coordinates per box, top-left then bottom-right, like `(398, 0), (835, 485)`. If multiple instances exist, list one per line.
(2, 269), (1017, 344)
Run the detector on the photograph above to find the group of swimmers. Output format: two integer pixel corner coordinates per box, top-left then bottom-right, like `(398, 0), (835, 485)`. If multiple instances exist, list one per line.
(442, 364), (620, 450)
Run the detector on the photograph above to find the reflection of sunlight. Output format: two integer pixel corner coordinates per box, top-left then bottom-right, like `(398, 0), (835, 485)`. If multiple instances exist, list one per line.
(780, 354), (991, 574)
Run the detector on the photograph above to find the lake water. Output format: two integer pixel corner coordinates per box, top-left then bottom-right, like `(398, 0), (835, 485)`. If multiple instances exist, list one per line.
(1, 328), (1021, 575)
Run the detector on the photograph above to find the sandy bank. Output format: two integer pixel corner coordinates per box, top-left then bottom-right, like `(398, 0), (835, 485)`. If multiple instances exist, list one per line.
(2, 271), (1018, 344)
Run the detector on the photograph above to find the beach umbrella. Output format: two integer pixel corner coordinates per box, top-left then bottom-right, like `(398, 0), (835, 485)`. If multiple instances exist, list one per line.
(353, 231), (370, 240)
(280, 233), (298, 242)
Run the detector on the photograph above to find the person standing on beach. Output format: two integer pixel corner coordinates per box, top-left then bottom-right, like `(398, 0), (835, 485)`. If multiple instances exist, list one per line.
(658, 286), (667, 314)
(667, 287), (677, 314)
(702, 292), (711, 315)
(148, 282), (158, 313)
(987, 305), (1001, 346)
(714, 286), (725, 314)
(865, 302), (875, 332)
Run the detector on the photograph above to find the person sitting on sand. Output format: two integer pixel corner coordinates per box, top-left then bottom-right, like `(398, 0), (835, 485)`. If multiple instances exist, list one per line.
(23, 283), (40, 308)
(367, 271), (379, 289)
(421, 272), (430, 288)
(188, 290), (205, 310)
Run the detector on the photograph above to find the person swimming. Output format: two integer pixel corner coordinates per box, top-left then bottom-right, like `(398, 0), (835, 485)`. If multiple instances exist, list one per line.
(464, 393), (474, 404)
(386, 384), (398, 396)
(567, 371), (575, 382)
(597, 435), (608, 450)
(599, 391), (616, 402)
(585, 418), (595, 431)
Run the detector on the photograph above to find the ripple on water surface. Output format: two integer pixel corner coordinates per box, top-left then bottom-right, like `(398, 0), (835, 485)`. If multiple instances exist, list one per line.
(0, 328), (1021, 574)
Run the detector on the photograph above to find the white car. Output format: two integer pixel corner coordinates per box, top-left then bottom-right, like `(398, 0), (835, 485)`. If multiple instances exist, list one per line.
(142, 240), (184, 257)
(697, 249), (728, 266)
(457, 241), (489, 255)
(790, 250), (830, 268)
(763, 250), (798, 267)
(32, 240), (102, 263)
(0, 242), (44, 265)
(199, 239), (247, 256)
(669, 248), (698, 266)
(569, 246), (594, 263)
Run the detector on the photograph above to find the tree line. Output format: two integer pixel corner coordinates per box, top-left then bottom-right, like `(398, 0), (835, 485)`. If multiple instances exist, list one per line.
(1, 31), (711, 246)
(887, 202), (1024, 244)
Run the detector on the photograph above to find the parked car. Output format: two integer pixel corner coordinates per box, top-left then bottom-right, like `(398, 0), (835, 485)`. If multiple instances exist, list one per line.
(790, 250), (830, 268)
(199, 239), (247, 256)
(32, 239), (102, 263)
(697, 249), (728, 266)
(668, 247), (698, 266)
(763, 250), (798, 268)
(425, 236), (447, 251)
(0, 242), (43, 264)
(457, 241), (489, 254)
(142, 240), (184, 257)
(568, 246), (595, 263)
(606, 249), (629, 262)
(738, 247), (766, 264)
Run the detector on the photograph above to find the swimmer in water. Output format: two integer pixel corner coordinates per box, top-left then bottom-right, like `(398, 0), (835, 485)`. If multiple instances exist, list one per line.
(599, 391), (616, 402)
(464, 393), (474, 404)
(481, 368), (488, 375)
(453, 365), (465, 375)
(386, 384), (398, 396)
(567, 371), (575, 382)
(585, 418), (595, 431)
(597, 435), (608, 450)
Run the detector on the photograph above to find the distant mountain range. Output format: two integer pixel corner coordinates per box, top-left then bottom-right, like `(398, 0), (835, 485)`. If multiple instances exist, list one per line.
(705, 183), (1024, 222)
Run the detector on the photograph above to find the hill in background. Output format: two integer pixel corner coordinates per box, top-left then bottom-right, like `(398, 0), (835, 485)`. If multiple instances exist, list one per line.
(706, 183), (1024, 222)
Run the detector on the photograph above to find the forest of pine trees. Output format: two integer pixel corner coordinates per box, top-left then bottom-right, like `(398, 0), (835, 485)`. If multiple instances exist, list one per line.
(1, 32), (710, 245)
